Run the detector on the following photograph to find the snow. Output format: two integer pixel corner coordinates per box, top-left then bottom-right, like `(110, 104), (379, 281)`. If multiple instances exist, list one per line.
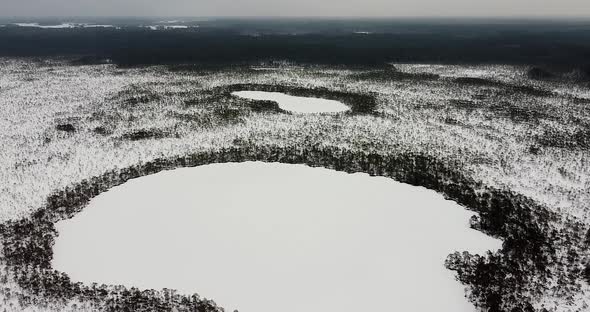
(232, 91), (351, 113)
(13, 23), (75, 29)
(12, 22), (115, 29)
(82, 24), (116, 28)
(52, 162), (502, 312)
(144, 25), (195, 30)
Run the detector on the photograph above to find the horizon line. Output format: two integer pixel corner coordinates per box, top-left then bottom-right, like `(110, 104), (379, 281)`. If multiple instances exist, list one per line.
(1, 15), (590, 20)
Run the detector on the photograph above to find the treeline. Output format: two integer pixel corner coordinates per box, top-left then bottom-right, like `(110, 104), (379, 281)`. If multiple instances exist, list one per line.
(1, 27), (590, 68)
(0, 143), (582, 312)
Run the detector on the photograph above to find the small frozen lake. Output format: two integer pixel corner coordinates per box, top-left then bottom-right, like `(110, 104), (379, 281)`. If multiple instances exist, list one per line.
(232, 91), (350, 113)
(52, 162), (501, 312)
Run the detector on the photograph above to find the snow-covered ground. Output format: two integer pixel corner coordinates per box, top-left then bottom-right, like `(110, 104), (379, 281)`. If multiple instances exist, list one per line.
(52, 162), (501, 312)
(0, 59), (588, 312)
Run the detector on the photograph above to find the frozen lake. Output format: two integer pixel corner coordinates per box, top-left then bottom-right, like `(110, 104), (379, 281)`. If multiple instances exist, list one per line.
(232, 91), (351, 113)
(52, 162), (501, 312)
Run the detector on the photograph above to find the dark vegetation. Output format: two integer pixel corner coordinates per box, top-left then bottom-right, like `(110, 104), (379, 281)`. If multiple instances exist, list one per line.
(166, 63), (251, 74)
(448, 77), (590, 150)
(527, 67), (555, 80)
(55, 124), (76, 133)
(537, 126), (590, 150)
(350, 67), (440, 81)
(569, 65), (590, 82)
(573, 97), (590, 105)
(169, 109), (244, 128)
(0, 143), (585, 312)
(93, 126), (111, 136)
(526, 65), (590, 83)
(448, 99), (479, 110)
(185, 85), (286, 114)
(487, 101), (551, 123)
(527, 64), (590, 83)
(452, 77), (554, 97)
(111, 85), (161, 108)
(447, 98), (552, 124)
(171, 94), (248, 128)
(2, 20), (590, 68)
(247, 100), (282, 113)
(452, 77), (499, 86)
(121, 129), (169, 141)
(123, 94), (157, 106)
(443, 76), (585, 133)
(70, 55), (113, 66)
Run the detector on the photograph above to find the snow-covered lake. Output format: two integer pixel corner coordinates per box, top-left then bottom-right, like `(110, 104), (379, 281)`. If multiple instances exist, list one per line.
(52, 162), (501, 312)
(232, 91), (351, 113)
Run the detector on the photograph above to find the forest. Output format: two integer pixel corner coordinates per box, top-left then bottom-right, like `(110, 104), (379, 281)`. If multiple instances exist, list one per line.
(1, 19), (590, 68)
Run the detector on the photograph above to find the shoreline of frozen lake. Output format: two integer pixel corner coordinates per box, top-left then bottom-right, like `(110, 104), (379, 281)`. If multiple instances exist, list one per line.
(232, 91), (351, 113)
(52, 162), (502, 312)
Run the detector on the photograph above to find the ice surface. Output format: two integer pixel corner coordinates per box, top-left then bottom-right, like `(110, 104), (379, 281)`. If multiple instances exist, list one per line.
(52, 162), (502, 312)
(232, 91), (351, 113)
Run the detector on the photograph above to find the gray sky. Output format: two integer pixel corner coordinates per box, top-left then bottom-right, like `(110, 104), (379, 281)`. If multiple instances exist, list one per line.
(1, 0), (589, 17)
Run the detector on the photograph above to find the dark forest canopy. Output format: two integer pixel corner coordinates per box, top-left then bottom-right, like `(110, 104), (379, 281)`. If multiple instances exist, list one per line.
(1, 18), (590, 68)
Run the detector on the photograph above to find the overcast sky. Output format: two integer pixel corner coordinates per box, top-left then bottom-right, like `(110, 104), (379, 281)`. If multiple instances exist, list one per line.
(1, 0), (589, 18)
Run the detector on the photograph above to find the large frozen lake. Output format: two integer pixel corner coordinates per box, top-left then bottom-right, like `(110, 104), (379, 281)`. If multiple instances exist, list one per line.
(52, 162), (501, 312)
(232, 91), (351, 113)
